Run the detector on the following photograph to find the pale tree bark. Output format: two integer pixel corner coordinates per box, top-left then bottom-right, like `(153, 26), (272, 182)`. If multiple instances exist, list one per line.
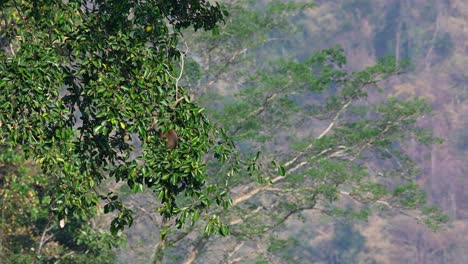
(152, 236), (167, 264)
(182, 238), (208, 264)
(151, 219), (169, 264)
(34, 217), (54, 264)
(424, 4), (441, 71)
(225, 241), (244, 264)
(395, 1), (405, 65)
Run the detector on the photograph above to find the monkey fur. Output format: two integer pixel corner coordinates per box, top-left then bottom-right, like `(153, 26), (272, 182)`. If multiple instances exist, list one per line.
(159, 129), (178, 149)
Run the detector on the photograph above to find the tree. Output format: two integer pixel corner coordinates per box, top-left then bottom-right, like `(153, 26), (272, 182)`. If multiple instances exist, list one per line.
(0, 1), (450, 263)
(0, 0), (235, 243)
(0, 146), (122, 263)
(131, 1), (447, 263)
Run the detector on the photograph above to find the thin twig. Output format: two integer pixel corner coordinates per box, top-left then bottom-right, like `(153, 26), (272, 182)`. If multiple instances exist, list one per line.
(231, 93), (278, 136)
(317, 100), (352, 139)
(37, 219), (54, 255)
(339, 190), (420, 221)
(204, 48), (247, 93)
(167, 41), (189, 104)
(283, 100), (351, 168)
(225, 242), (245, 264)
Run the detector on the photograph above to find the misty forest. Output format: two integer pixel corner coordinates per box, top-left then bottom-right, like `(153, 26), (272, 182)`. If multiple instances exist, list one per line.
(0, 0), (467, 263)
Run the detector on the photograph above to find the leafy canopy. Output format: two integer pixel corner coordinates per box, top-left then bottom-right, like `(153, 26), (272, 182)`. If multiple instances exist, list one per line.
(0, 0), (233, 235)
(0, 146), (121, 263)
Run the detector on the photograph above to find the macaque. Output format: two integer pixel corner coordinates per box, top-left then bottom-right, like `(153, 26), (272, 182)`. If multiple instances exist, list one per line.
(159, 129), (178, 149)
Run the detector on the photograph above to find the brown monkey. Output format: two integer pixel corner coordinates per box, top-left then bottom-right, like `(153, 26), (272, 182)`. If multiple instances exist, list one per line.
(159, 129), (178, 149)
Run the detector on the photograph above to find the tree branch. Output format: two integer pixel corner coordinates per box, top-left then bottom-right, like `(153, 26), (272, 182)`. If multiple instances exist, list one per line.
(283, 100), (352, 168)
(338, 190), (421, 221)
(424, 14), (440, 71)
(167, 41), (189, 103)
(182, 237), (208, 264)
(317, 100), (352, 139)
(203, 48), (247, 94)
(37, 218), (54, 257)
(225, 242), (245, 264)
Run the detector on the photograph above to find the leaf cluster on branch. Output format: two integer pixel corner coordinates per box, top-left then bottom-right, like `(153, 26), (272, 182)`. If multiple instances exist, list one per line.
(0, 0), (236, 238)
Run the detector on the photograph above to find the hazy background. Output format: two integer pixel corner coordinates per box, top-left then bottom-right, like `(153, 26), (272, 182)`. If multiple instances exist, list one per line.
(117, 1), (468, 263)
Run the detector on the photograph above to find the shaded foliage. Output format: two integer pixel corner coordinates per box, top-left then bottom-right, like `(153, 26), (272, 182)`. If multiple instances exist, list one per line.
(0, 0), (234, 238)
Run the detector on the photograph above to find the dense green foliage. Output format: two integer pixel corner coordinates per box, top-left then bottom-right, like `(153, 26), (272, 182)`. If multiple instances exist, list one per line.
(0, 0), (234, 241)
(0, 146), (121, 263)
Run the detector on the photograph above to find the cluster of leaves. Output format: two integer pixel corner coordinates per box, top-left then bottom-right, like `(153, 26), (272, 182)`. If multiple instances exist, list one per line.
(0, 146), (121, 263)
(0, 0), (235, 237)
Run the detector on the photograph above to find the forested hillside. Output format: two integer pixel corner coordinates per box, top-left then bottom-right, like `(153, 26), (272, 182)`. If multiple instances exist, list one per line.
(290, 1), (468, 262)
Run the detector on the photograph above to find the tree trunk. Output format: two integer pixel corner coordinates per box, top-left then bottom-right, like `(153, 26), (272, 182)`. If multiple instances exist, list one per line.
(152, 237), (167, 264)
(151, 219), (169, 264)
(182, 238), (208, 264)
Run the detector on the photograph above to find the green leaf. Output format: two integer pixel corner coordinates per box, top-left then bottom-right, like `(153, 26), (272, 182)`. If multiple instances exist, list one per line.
(219, 225), (230, 236)
(278, 166), (285, 176)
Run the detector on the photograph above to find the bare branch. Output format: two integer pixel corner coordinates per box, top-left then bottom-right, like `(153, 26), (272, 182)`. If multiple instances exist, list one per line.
(231, 145), (340, 208)
(231, 93), (278, 136)
(317, 100), (352, 139)
(182, 238), (208, 264)
(232, 186), (266, 206)
(225, 242), (245, 264)
(283, 100), (352, 168)
(150, 218), (170, 264)
(167, 41), (189, 102)
(9, 43), (15, 56)
(37, 219), (54, 255)
(229, 207), (262, 225)
(203, 48), (247, 93)
(339, 190), (421, 221)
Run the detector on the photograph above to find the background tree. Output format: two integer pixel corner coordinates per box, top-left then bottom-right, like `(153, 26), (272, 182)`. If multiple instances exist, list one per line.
(114, 1), (449, 263)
